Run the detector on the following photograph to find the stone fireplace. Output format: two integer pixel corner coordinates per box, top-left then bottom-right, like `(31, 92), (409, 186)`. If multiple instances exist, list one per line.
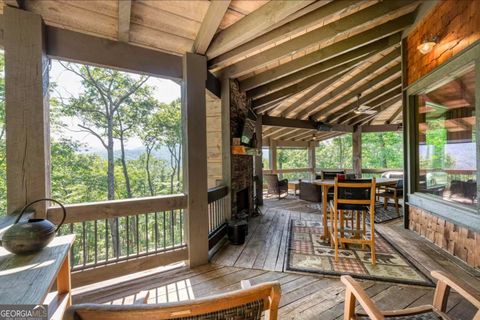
(229, 80), (255, 220)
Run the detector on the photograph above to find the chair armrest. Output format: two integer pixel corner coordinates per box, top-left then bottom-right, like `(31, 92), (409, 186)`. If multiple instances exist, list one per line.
(133, 290), (150, 305)
(431, 270), (480, 311)
(279, 179), (288, 185)
(241, 280), (252, 289)
(341, 276), (384, 320)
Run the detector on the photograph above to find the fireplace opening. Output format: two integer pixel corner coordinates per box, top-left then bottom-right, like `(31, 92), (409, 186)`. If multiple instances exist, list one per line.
(236, 187), (250, 218)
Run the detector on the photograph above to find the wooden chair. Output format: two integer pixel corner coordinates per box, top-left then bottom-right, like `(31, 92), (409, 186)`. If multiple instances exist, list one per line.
(63, 281), (281, 320)
(264, 174), (288, 199)
(377, 179), (403, 215)
(341, 271), (480, 320)
(329, 178), (377, 265)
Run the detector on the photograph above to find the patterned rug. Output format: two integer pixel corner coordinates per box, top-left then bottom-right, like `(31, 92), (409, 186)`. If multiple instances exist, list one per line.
(287, 220), (432, 286)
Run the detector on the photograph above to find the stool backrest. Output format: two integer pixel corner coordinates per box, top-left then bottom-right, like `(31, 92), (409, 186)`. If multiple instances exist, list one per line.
(334, 178), (376, 208)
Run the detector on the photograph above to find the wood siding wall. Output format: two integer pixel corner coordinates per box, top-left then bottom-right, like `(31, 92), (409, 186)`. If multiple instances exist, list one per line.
(409, 206), (480, 269)
(206, 92), (223, 188)
(406, 0), (480, 85)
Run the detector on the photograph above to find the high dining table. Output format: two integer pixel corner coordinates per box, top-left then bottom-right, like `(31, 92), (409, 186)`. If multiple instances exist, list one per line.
(313, 178), (400, 241)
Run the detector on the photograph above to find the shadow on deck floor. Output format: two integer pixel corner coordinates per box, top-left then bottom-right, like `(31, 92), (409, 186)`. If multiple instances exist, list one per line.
(73, 197), (479, 320)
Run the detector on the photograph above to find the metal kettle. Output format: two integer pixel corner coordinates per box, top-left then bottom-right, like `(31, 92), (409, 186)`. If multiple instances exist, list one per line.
(0, 198), (67, 255)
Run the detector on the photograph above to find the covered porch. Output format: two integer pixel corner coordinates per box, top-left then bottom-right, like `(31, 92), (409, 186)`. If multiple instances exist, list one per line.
(0, 0), (479, 319)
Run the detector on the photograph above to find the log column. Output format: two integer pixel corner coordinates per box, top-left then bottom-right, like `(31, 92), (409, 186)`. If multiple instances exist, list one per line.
(352, 127), (362, 178)
(269, 140), (277, 171)
(5, 7), (50, 216)
(182, 52), (209, 267)
(308, 141), (317, 180)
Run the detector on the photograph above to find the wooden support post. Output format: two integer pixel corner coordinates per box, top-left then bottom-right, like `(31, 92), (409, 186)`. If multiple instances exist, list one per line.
(255, 115), (263, 205)
(352, 127), (362, 178)
(182, 52), (209, 267)
(221, 77), (232, 220)
(269, 140), (277, 171)
(308, 141), (316, 180)
(5, 7), (50, 216)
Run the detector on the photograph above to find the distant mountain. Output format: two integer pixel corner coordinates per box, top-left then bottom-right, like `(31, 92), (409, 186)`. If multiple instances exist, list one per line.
(83, 146), (174, 161)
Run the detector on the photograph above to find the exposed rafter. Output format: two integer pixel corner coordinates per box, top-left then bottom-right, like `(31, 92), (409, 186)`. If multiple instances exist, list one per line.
(327, 78), (402, 123)
(386, 104), (403, 124)
(251, 57), (363, 108)
(296, 50), (401, 120)
(222, 2), (418, 78)
(244, 38), (388, 95)
(193, 0), (231, 54)
(308, 63), (402, 120)
(238, 23), (404, 92)
(208, 0), (362, 70)
(118, 0), (132, 42)
(206, 0), (313, 59)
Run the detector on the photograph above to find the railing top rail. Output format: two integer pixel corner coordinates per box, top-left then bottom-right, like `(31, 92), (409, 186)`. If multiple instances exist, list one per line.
(208, 185), (228, 204)
(47, 193), (187, 224)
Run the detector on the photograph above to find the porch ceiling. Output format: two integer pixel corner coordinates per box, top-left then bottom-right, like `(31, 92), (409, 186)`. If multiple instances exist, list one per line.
(1, 0), (422, 142)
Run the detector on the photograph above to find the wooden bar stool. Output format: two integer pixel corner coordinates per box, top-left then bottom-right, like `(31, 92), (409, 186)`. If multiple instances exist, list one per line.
(329, 178), (377, 265)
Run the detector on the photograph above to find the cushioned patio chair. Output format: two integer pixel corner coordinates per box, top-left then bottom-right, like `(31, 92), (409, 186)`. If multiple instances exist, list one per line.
(264, 173), (288, 199)
(341, 270), (480, 320)
(64, 281), (281, 320)
(299, 179), (322, 202)
(377, 179), (403, 215)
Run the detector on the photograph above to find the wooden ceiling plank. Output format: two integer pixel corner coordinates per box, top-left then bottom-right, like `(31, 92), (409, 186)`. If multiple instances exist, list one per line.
(270, 128), (302, 141)
(193, 0), (231, 54)
(208, 0), (360, 70)
(307, 62), (401, 121)
(206, 0), (313, 59)
(248, 47), (376, 98)
(280, 71), (351, 117)
(329, 80), (402, 123)
(238, 23), (404, 92)
(254, 100), (282, 114)
(251, 56), (363, 108)
(296, 49), (400, 120)
(118, 0), (132, 42)
(222, 1), (418, 78)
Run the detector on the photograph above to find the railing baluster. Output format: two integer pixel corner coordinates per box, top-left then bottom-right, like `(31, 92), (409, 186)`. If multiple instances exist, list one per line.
(94, 220), (98, 265)
(126, 216), (130, 257)
(145, 213), (149, 253)
(105, 219), (109, 262)
(82, 221), (86, 268)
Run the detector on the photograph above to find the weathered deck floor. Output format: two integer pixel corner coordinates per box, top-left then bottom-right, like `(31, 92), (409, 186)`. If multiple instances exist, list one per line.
(73, 198), (479, 319)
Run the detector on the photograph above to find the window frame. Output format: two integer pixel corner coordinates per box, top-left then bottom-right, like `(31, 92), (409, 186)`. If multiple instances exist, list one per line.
(405, 40), (480, 230)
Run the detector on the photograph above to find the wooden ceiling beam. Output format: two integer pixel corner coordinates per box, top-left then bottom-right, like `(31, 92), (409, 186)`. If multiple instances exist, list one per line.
(245, 39), (391, 95)
(361, 123), (403, 132)
(308, 63), (401, 120)
(248, 49), (374, 99)
(193, 0), (231, 54)
(262, 115), (315, 130)
(222, 1), (418, 78)
(251, 57), (362, 108)
(118, 0), (132, 42)
(276, 71), (350, 117)
(208, 0), (361, 70)
(206, 0), (313, 59)
(327, 78), (402, 123)
(254, 101), (282, 114)
(296, 49), (400, 120)
(238, 24), (403, 93)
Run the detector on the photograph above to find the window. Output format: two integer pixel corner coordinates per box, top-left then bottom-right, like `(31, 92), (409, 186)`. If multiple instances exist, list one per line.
(316, 134), (352, 169)
(49, 60), (182, 204)
(416, 64), (476, 208)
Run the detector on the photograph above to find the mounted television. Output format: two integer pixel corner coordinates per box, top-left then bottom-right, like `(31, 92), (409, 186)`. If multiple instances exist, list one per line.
(241, 118), (255, 146)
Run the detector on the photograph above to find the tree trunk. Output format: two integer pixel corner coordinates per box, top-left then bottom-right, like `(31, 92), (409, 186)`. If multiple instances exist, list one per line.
(106, 117), (120, 258)
(119, 129), (133, 198)
(146, 146), (155, 196)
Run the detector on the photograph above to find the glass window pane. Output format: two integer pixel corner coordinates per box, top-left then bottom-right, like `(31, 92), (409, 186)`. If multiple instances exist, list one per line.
(416, 64), (476, 208)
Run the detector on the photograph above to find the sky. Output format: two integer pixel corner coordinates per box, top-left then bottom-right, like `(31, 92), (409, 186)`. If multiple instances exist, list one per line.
(49, 59), (181, 151)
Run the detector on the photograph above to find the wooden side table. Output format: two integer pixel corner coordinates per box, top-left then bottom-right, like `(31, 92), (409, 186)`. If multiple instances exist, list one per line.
(0, 234), (75, 320)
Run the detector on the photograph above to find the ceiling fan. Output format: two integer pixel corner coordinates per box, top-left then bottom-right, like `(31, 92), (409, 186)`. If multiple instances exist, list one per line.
(353, 93), (377, 115)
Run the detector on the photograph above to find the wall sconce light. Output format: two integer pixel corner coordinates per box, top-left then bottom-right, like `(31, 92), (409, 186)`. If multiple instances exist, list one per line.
(417, 35), (439, 54)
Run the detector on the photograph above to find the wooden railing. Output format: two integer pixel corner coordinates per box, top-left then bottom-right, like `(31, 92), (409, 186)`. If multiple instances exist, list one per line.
(207, 185), (229, 250)
(47, 194), (188, 287)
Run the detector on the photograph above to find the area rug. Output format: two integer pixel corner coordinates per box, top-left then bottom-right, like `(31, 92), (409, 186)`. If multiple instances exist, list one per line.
(305, 202), (403, 224)
(287, 220), (432, 286)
